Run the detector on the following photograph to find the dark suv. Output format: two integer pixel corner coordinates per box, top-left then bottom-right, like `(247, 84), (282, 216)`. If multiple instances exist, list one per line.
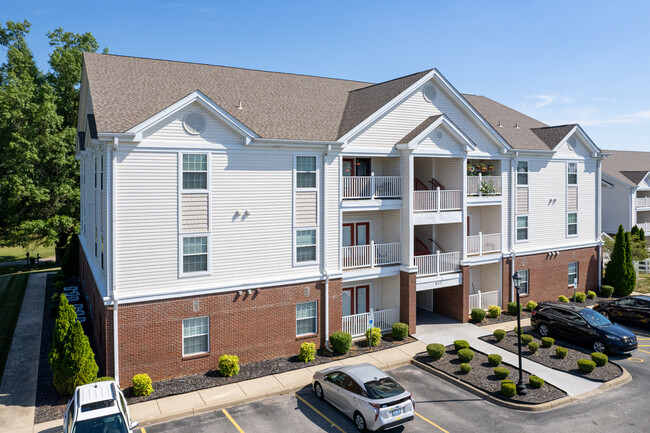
(594, 296), (650, 328)
(531, 303), (637, 354)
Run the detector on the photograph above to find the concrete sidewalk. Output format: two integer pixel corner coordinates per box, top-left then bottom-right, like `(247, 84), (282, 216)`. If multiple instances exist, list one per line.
(0, 273), (49, 433)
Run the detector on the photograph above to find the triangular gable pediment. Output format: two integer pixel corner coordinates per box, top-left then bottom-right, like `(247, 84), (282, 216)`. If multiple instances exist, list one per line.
(395, 114), (476, 152)
(551, 125), (602, 157)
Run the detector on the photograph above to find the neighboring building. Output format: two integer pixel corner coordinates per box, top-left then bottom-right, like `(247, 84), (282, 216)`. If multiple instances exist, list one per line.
(76, 53), (606, 386)
(601, 150), (650, 238)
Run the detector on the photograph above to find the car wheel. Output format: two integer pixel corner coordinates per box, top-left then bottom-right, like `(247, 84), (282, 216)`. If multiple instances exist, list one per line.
(592, 339), (607, 353)
(314, 382), (324, 400)
(354, 411), (367, 432)
(538, 323), (551, 337)
(600, 310), (610, 320)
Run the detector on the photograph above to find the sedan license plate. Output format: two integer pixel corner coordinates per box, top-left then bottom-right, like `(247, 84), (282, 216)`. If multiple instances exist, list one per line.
(390, 408), (401, 417)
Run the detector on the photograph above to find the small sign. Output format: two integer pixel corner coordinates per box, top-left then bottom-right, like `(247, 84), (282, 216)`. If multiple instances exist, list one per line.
(368, 310), (375, 329)
(304, 287), (310, 297)
(193, 299), (200, 312)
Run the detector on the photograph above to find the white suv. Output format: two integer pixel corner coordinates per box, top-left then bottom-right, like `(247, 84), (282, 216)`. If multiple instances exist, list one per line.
(63, 380), (139, 433)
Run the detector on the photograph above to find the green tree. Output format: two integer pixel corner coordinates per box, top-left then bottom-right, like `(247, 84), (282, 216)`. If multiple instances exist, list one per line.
(621, 232), (637, 296)
(604, 225), (626, 292)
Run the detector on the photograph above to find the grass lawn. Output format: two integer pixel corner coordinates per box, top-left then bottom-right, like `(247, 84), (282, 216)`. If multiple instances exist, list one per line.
(0, 245), (56, 263)
(0, 273), (30, 383)
(636, 272), (650, 294)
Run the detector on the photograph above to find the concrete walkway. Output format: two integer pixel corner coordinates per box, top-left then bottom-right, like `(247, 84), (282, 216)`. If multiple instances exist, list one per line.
(0, 273), (48, 433)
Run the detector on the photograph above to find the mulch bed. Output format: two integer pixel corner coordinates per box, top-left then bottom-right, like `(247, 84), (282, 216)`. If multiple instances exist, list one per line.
(34, 279), (416, 424)
(479, 332), (623, 382)
(414, 346), (566, 404)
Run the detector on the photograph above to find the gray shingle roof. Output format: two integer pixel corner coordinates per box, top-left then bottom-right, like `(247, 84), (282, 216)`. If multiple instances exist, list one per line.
(602, 150), (650, 186)
(397, 115), (442, 144)
(530, 124), (577, 149)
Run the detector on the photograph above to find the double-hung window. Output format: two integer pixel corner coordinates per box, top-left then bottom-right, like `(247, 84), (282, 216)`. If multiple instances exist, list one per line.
(100, 155), (104, 190)
(182, 236), (208, 273)
(567, 212), (578, 236)
(296, 301), (317, 336)
(296, 156), (316, 188)
(296, 229), (317, 263)
(183, 154), (208, 190)
(567, 162), (577, 185)
(517, 216), (528, 241)
(517, 270), (529, 295)
(182, 316), (209, 356)
(517, 161), (528, 185)
(568, 262), (578, 286)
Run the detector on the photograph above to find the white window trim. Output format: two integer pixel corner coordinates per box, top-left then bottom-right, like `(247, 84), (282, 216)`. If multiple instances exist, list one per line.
(182, 316), (210, 357)
(294, 155), (319, 192)
(567, 211), (578, 238)
(292, 154), (320, 268)
(568, 262), (578, 287)
(518, 269), (530, 296)
(516, 160), (529, 186)
(296, 301), (318, 337)
(294, 227), (319, 266)
(567, 162), (578, 186)
(179, 233), (211, 278)
(516, 215), (529, 243)
(180, 152), (210, 194)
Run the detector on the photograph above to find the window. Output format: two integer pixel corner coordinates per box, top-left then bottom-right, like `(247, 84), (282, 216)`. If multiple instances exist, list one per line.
(182, 316), (209, 356)
(567, 162), (577, 185)
(516, 216), (528, 241)
(182, 154), (208, 189)
(296, 229), (316, 262)
(518, 270), (529, 295)
(296, 156), (316, 188)
(182, 236), (208, 273)
(100, 155), (104, 190)
(567, 212), (578, 236)
(568, 262), (578, 286)
(517, 161), (528, 185)
(296, 301), (317, 335)
(94, 157), (98, 188)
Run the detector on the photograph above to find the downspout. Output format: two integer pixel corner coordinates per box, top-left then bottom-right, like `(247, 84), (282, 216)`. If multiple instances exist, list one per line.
(111, 137), (119, 386)
(323, 144), (331, 348)
(509, 153), (517, 302)
(597, 157), (603, 290)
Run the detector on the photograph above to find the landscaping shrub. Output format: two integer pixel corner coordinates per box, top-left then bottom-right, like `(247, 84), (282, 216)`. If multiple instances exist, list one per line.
(219, 354), (240, 377)
(558, 295), (569, 303)
(93, 377), (115, 382)
(460, 363), (472, 374)
(54, 280), (66, 292)
(529, 375), (544, 389)
(573, 292), (586, 303)
(365, 327), (382, 347)
(329, 331), (352, 354)
(493, 329), (506, 341)
(578, 359), (596, 373)
(454, 340), (470, 351)
(521, 334), (533, 344)
(507, 302), (522, 315)
(528, 342), (539, 354)
(513, 326), (522, 335)
(426, 343), (445, 360)
(541, 337), (555, 348)
(298, 342), (316, 362)
(132, 374), (153, 396)
(487, 305), (501, 318)
(500, 380), (516, 397)
(50, 293), (61, 317)
(526, 300), (538, 311)
(555, 347), (568, 359)
(587, 290), (597, 299)
(591, 352), (609, 367)
(54, 271), (66, 282)
(457, 348), (475, 363)
(600, 285), (614, 297)
(488, 354), (502, 367)
(62, 234), (80, 277)
(494, 367), (510, 380)
(391, 322), (409, 340)
(470, 308), (486, 322)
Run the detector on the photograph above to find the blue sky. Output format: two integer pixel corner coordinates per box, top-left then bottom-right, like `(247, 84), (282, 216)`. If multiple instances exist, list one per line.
(3, 0), (650, 152)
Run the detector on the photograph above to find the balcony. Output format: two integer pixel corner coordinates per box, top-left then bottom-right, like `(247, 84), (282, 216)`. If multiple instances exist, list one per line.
(467, 233), (502, 256)
(469, 290), (501, 311)
(413, 189), (462, 211)
(467, 174), (502, 196)
(342, 175), (401, 200)
(637, 196), (650, 209)
(342, 242), (401, 270)
(414, 251), (461, 277)
(342, 308), (400, 338)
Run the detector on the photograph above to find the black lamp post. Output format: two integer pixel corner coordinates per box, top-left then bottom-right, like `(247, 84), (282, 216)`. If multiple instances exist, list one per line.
(512, 271), (527, 395)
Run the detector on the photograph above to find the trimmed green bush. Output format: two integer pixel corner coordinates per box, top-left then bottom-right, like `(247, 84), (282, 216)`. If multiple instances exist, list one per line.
(426, 343), (445, 360)
(219, 354), (240, 377)
(521, 334), (533, 344)
(54, 271), (66, 282)
(573, 292), (586, 303)
(62, 234), (80, 277)
(487, 305), (501, 318)
(529, 375), (544, 389)
(391, 322), (409, 340)
(132, 374), (153, 396)
(526, 300), (538, 311)
(494, 367), (510, 379)
(460, 363), (472, 373)
(470, 308), (486, 322)
(507, 302), (522, 315)
(457, 348), (474, 363)
(555, 347), (568, 359)
(513, 326), (522, 335)
(93, 377), (115, 382)
(329, 331), (352, 354)
(501, 380), (516, 397)
(587, 290), (597, 299)
(558, 295), (569, 303)
(541, 337), (555, 348)
(365, 327), (382, 347)
(493, 329), (506, 341)
(591, 352), (609, 367)
(454, 340), (470, 351)
(54, 280), (66, 292)
(528, 342), (539, 353)
(488, 354), (502, 367)
(600, 285), (614, 297)
(578, 359), (596, 373)
(298, 342), (316, 362)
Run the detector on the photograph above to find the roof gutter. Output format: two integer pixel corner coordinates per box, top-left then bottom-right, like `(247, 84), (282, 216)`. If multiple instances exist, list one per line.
(250, 138), (344, 147)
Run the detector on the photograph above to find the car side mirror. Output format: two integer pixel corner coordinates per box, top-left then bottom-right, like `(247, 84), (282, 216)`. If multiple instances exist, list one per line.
(131, 421), (139, 429)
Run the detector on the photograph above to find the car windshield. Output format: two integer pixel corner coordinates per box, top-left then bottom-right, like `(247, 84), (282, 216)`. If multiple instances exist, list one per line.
(364, 377), (405, 400)
(72, 413), (128, 433)
(580, 309), (612, 327)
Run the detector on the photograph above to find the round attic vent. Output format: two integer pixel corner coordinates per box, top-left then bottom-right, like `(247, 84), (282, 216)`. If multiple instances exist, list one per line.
(567, 137), (577, 150)
(423, 84), (437, 102)
(183, 112), (206, 135)
(435, 130), (443, 140)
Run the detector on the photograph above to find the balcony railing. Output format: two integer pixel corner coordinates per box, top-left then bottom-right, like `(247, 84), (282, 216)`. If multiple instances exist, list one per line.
(467, 174), (502, 196)
(469, 290), (500, 311)
(637, 196), (650, 208)
(342, 242), (401, 269)
(467, 233), (502, 256)
(414, 251), (461, 277)
(342, 174), (401, 199)
(413, 188), (462, 211)
(342, 308), (400, 338)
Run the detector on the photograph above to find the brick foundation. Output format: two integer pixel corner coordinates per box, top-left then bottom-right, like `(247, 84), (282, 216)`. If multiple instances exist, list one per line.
(399, 271), (417, 333)
(431, 266), (470, 323)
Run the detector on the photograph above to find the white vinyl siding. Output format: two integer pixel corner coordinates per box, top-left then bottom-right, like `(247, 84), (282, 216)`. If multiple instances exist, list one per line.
(296, 301), (317, 336)
(568, 262), (578, 286)
(181, 194), (209, 233)
(516, 187), (529, 214)
(182, 316), (209, 356)
(295, 192), (317, 227)
(567, 187), (578, 211)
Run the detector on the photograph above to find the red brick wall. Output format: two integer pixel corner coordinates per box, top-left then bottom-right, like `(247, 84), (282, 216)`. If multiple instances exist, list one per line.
(431, 266), (470, 323)
(399, 271), (417, 333)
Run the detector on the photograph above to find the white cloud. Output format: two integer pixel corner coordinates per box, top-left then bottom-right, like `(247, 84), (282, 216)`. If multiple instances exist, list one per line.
(531, 94), (555, 108)
(575, 110), (650, 126)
